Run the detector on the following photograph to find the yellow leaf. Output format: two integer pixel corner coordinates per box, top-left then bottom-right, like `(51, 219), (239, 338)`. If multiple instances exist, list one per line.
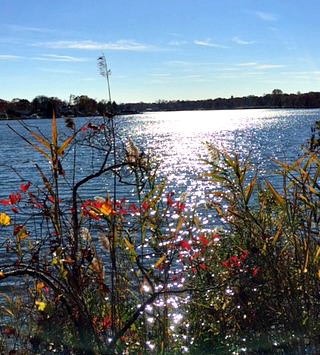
(271, 226), (282, 246)
(314, 245), (320, 262)
(0, 213), (10, 226)
(175, 217), (184, 233)
(35, 164), (54, 197)
(265, 181), (284, 206)
(35, 300), (46, 311)
(52, 257), (60, 266)
(306, 184), (320, 196)
(124, 237), (134, 252)
(302, 249), (309, 273)
(57, 134), (75, 156)
(29, 131), (51, 151)
(261, 243), (267, 255)
(154, 254), (166, 269)
(244, 176), (257, 204)
(17, 228), (28, 240)
(8, 125), (50, 160)
(51, 110), (57, 147)
(29, 142), (50, 161)
(124, 238), (137, 262)
(0, 272), (5, 279)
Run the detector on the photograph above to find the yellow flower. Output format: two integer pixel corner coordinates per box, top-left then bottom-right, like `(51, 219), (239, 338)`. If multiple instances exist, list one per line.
(0, 213), (10, 226)
(35, 300), (46, 311)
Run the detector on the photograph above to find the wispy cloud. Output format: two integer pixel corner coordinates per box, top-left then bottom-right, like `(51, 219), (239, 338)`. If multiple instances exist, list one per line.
(193, 39), (228, 48)
(168, 40), (188, 46)
(5, 24), (53, 33)
(165, 60), (192, 67)
(0, 54), (21, 61)
(149, 73), (171, 77)
(254, 11), (278, 22)
(80, 77), (97, 81)
(232, 36), (255, 45)
(32, 54), (88, 62)
(256, 64), (284, 69)
(33, 40), (154, 51)
(237, 62), (284, 70)
(39, 68), (77, 74)
(237, 62), (258, 67)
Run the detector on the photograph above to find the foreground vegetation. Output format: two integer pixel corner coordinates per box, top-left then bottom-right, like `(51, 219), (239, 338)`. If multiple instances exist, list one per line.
(0, 112), (320, 354)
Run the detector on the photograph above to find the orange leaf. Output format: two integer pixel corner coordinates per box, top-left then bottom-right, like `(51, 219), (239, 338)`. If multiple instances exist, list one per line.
(36, 282), (45, 292)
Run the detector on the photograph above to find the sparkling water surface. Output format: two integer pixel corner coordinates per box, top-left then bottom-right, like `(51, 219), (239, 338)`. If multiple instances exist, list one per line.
(0, 108), (318, 202)
(0, 109), (318, 349)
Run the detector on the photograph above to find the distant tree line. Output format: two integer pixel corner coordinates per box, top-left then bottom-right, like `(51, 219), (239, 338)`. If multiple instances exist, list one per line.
(123, 89), (320, 113)
(0, 95), (118, 119)
(1, 89), (320, 119)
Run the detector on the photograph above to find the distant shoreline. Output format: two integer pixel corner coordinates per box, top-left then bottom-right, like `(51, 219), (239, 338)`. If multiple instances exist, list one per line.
(0, 106), (318, 121)
(2, 90), (320, 120)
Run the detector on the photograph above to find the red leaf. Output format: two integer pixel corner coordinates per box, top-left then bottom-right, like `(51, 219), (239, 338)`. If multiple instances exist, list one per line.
(229, 256), (240, 267)
(166, 192), (174, 207)
(221, 260), (230, 268)
(175, 201), (185, 213)
(179, 240), (191, 251)
(252, 266), (259, 277)
(20, 181), (31, 192)
(240, 250), (249, 261)
(0, 199), (10, 205)
(9, 193), (21, 205)
(102, 315), (111, 329)
(199, 263), (207, 270)
(141, 201), (149, 210)
(13, 225), (24, 236)
(2, 327), (15, 336)
(199, 234), (209, 247)
(129, 203), (138, 214)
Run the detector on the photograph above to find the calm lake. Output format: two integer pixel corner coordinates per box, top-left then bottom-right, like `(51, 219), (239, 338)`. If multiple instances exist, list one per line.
(0, 108), (318, 349)
(0, 108), (318, 204)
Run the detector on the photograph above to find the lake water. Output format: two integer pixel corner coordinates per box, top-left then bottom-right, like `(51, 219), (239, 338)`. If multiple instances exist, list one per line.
(0, 108), (318, 205)
(0, 108), (318, 349)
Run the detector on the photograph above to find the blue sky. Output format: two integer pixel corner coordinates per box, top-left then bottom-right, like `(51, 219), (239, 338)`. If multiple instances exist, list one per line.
(1, 0), (320, 103)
